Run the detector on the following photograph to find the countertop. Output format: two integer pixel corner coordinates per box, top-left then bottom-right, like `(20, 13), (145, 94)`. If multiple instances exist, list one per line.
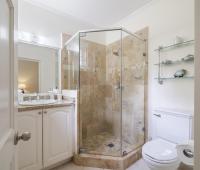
(17, 100), (75, 112)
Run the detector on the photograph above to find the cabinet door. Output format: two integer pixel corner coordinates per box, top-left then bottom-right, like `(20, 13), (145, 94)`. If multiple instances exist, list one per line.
(43, 106), (73, 167)
(16, 110), (43, 170)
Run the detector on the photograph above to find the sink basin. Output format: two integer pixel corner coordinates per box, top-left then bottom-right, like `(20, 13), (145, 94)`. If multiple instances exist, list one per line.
(19, 99), (57, 106)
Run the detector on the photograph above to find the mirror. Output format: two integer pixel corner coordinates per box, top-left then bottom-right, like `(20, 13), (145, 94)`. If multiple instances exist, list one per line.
(17, 43), (59, 94)
(18, 59), (39, 93)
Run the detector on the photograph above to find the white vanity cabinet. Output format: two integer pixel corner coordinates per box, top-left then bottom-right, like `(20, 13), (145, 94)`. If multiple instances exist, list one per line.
(43, 106), (73, 167)
(16, 110), (43, 170)
(16, 105), (74, 170)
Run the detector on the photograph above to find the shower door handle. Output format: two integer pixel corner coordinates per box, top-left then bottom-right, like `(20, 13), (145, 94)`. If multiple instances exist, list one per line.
(114, 83), (124, 90)
(114, 83), (121, 90)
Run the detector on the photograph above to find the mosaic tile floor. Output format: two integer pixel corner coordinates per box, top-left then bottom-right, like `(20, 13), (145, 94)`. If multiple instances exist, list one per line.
(82, 132), (137, 156)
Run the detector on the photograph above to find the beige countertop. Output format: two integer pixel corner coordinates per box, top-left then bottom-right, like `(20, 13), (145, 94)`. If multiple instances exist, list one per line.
(17, 100), (75, 112)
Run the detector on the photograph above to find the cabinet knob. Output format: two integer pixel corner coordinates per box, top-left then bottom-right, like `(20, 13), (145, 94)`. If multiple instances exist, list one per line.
(38, 111), (42, 115)
(44, 111), (47, 114)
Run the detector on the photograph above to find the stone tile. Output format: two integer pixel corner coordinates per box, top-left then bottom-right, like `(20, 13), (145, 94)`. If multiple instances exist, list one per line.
(126, 159), (150, 170)
(54, 162), (83, 170)
(62, 29), (148, 157)
(58, 164), (105, 170)
(82, 167), (103, 170)
(178, 163), (193, 170)
(81, 132), (139, 156)
(52, 159), (150, 170)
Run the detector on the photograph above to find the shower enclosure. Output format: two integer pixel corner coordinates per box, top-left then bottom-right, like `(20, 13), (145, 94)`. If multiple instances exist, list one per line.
(64, 28), (147, 157)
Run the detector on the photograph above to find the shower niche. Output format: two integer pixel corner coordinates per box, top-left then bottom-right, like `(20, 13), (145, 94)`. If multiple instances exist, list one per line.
(64, 28), (148, 169)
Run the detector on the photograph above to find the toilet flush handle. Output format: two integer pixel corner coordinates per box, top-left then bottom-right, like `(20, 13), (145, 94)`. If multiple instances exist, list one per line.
(153, 114), (161, 118)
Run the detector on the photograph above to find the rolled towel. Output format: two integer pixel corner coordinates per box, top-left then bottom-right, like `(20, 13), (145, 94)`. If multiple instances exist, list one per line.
(176, 140), (194, 166)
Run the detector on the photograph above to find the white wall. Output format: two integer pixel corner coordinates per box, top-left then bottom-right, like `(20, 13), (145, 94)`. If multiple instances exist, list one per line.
(194, 0), (200, 169)
(18, 43), (58, 93)
(18, 0), (95, 48)
(114, 0), (194, 138)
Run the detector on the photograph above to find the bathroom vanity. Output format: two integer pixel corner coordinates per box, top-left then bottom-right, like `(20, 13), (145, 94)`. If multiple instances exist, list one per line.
(16, 100), (75, 170)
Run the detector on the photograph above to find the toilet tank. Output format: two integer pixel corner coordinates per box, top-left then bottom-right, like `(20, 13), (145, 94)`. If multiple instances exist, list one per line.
(152, 108), (193, 144)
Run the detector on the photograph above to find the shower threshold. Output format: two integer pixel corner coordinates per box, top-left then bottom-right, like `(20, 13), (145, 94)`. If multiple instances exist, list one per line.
(73, 147), (142, 170)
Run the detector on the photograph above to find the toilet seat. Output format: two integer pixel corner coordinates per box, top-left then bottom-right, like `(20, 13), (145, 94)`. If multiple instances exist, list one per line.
(142, 139), (178, 163)
(143, 152), (178, 164)
(142, 139), (180, 170)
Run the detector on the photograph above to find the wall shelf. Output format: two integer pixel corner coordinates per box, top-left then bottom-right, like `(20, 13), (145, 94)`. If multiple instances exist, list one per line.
(154, 76), (194, 80)
(154, 39), (194, 84)
(154, 59), (194, 66)
(154, 40), (195, 52)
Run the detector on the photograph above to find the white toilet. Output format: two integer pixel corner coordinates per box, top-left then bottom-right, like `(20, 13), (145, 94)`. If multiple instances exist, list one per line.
(142, 109), (193, 170)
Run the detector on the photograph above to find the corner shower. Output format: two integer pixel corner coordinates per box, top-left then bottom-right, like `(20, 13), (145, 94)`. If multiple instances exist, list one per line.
(63, 27), (147, 164)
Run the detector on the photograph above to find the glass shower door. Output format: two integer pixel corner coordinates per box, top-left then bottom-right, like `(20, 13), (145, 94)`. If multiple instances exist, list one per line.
(121, 31), (146, 155)
(79, 30), (122, 156)
(64, 35), (79, 89)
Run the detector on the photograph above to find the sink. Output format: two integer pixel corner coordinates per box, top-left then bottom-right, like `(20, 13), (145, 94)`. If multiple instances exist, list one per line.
(19, 99), (57, 106)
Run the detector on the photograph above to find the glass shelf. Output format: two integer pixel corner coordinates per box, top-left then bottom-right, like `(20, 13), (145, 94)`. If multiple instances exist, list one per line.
(154, 76), (194, 80)
(154, 59), (194, 66)
(154, 40), (195, 51)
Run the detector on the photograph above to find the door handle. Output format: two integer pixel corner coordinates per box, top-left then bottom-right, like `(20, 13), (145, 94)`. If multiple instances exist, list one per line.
(14, 131), (31, 145)
(114, 83), (124, 90)
(114, 83), (121, 90)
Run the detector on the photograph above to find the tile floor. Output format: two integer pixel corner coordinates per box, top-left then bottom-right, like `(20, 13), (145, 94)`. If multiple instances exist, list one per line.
(82, 132), (138, 156)
(52, 159), (150, 170)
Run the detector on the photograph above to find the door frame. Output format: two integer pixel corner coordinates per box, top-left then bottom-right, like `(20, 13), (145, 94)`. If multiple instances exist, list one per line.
(8, 0), (15, 131)
(195, 0), (200, 169)
(0, 0), (15, 138)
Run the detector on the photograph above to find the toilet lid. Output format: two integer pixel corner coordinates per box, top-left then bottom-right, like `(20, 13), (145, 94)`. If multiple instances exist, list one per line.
(143, 139), (177, 162)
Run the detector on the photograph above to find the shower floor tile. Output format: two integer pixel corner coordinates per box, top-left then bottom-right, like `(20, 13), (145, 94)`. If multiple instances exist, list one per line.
(82, 132), (138, 156)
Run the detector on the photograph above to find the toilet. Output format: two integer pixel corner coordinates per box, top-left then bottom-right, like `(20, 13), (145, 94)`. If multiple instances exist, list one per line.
(142, 109), (193, 170)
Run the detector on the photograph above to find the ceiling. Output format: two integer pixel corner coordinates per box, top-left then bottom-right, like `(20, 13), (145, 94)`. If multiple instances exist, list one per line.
(24, 0), (152, 27)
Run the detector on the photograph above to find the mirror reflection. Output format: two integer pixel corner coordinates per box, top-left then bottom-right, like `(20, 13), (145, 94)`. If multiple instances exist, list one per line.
(18, 59), (39, 93)
(17, 43), (59, 94)
(17, 43), (61, 106)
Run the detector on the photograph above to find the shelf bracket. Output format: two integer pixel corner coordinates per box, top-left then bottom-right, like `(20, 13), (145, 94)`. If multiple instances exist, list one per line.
(158, 48), (163, 85)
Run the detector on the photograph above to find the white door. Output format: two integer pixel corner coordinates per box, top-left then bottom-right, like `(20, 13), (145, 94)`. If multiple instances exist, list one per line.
(16, 110), (42, 170)
(0, 0), (15, 170)
(195, 0), (200, 170)
(43, 107), (73, 168)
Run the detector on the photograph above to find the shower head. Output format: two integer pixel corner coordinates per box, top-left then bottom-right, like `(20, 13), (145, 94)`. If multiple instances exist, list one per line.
(112, 49), (120, 56)
(113, 51), (119, 56)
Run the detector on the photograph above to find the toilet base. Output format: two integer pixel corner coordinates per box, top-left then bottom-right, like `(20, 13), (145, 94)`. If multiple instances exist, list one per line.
(143, 157), (180, 170)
